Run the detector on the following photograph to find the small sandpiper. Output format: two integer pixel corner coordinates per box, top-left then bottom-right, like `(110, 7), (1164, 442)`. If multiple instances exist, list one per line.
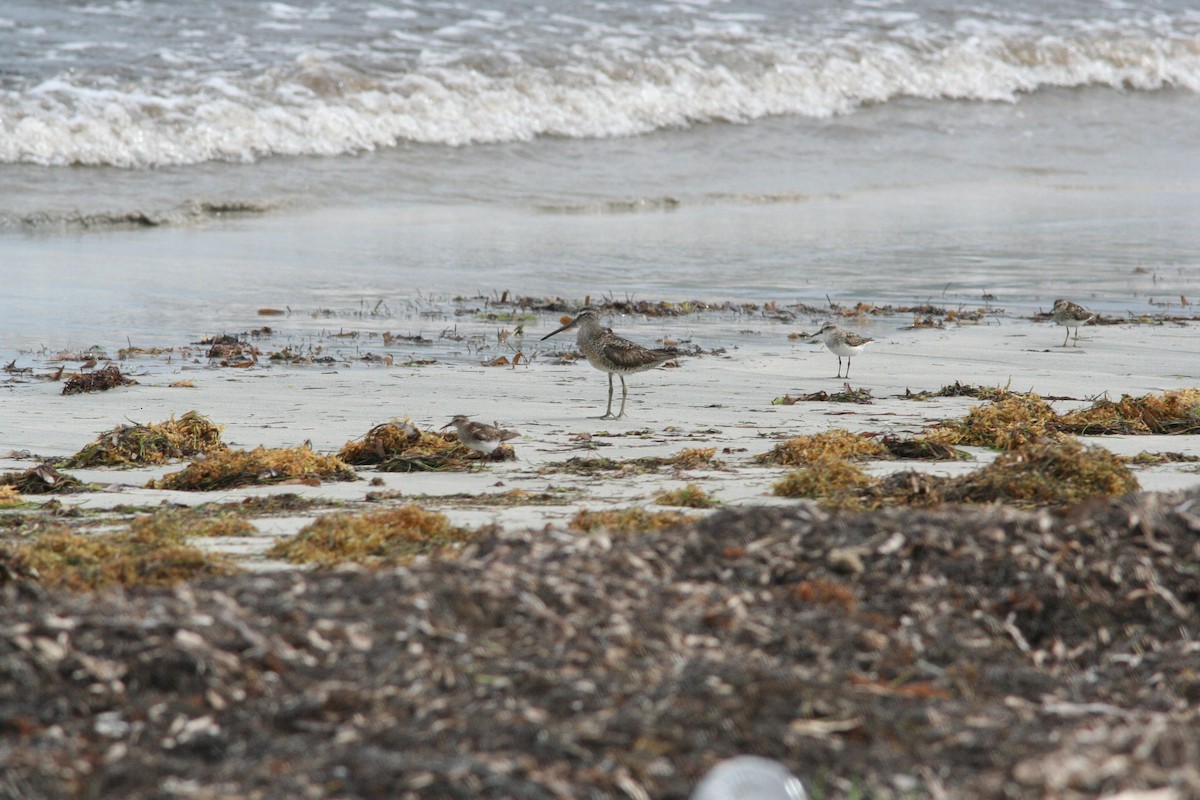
(444, 415), (519, 457)
(1050, 298), (1095, 347)
(813, 322), (873, 378)
(541, 308), (677, 419)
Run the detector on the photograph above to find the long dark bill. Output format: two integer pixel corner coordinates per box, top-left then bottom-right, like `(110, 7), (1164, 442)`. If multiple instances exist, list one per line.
(540, 318), (579, 341)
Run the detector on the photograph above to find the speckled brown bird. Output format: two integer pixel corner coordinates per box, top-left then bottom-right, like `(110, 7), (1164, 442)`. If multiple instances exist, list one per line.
(541, 308), (677, 419)
(445, 415), (519, 456)
(1050, 298), (1095, 347)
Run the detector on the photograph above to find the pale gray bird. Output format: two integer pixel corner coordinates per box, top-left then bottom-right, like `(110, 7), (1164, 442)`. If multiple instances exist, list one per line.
(814, 321), (873, 378)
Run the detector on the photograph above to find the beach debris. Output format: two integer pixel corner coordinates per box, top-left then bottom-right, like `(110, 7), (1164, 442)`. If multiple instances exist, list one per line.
(7, 513), (239, 590)
(772, 454), (873, 503)
(926, 390), (1200, 450)
(338, 419), (493, 471)
(337, 420), (423, 464)
(0, 463), (87, 494)
(61, 364), (137, 395)
(1, 489), (1198, 797)
(545, 447), (721, 476)
(756, 430), (887, 466)
(773, 385), (873, 404)
(926, 393), (1060, 450)
(944, 438), (1138, 506)
(900, 381), (1011, 401)
(0, 486), (22, 506)
(774, 438), (1137, 509)
(569, 507), (698, 533)
(877, 433), (967, 461)
(1057, 389), (1200, 435)
(691, 756), (807, 800)
(202, 334), (259, 364)
(59, 411), (226, 468)
(655, 483), (721, 508)
(1124, 451), (1200, 465)
(148, 446), (356, 491)
(267, 505), (475, 566)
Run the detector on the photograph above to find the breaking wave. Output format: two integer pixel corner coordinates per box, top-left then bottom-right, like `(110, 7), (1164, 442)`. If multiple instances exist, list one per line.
(2, 6), (1198, 168)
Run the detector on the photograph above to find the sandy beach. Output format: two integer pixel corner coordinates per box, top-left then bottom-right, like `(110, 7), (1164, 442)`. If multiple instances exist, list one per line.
(3, 299), (1200, 799)
(3, 298), (1199, 562)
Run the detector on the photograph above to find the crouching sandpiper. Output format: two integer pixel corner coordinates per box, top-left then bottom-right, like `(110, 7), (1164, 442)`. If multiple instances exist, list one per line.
(444, 415), (520, 457)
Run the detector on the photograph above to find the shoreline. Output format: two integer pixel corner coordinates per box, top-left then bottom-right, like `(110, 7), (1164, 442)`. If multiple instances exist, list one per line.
(3, 304), (1198, 568)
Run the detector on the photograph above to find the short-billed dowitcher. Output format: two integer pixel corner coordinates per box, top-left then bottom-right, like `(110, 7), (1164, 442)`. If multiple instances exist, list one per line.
(541, 309), (677, 419)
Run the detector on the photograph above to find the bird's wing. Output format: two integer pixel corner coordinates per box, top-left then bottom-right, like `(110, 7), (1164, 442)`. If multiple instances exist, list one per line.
(601, 338), (675, 369)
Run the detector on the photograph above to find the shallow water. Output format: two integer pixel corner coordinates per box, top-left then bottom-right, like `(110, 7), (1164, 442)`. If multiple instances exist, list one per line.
(2, 1), (1199, 355)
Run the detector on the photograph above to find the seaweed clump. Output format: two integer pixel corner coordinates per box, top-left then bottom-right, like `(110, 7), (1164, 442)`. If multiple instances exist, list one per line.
(771, 439), (1137, 510)
(655, 483), (721, 508)
(772, 454), (873, 507)
(60, 411), (226, 468)
(569, 507), (698, 534)
(0, 463), (87, 494)
(755, 430), (887, 466)
(267, 505), (474, 566)
(1058, 389), (1200, 435)
(0, 486), (21, 506)
(945, 438), (1138, 506)
(773, 386), (873, 405)
(338, 419), (485, 472)
(901, 382), (1010, 401)
(8, 514), (239, 590)
(925, 390), (1200, 452)
(149, 446), (356, 491)
(62, 364), (137, 395)
(544, 447), (720, 477)
(926, 393), (1061, 450)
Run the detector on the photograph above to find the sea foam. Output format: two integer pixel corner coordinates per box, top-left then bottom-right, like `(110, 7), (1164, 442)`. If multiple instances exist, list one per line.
(1, 16), (1197, 168)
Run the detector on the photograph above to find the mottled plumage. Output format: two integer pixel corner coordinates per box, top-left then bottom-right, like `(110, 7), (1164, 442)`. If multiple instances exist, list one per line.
(445, 414), (519, 456)
(541, 308), (676, 419)
(1050, 298), (1095, 347)
(814, 322), (873, 378)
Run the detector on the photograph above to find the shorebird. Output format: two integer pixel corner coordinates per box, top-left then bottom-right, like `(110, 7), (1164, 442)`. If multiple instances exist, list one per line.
(541, 308), (677, 419)
(1050, 298), (1095, 347)
(444, 415), (519, 457)
(813, 322), (873, 378)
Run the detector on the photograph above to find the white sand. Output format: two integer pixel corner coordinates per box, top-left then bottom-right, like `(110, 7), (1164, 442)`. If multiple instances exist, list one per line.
(3, 308), (1198, 567)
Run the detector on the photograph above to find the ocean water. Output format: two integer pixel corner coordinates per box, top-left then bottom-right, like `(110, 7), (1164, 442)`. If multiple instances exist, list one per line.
(2, 0), (1199, 349)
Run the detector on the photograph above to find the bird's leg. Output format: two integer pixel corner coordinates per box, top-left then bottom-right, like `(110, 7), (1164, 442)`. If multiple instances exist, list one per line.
(1072, 326), (1080, 346)
(600, 372), (615, 419)
(845, 357), (852, 378)
(836, 356), (843, 378)
(615, 375), (628, 419)
(1062, 328), (1070, 347)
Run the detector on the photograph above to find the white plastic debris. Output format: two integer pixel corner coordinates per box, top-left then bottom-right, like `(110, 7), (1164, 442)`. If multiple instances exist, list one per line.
(690, 756), (808, 800)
